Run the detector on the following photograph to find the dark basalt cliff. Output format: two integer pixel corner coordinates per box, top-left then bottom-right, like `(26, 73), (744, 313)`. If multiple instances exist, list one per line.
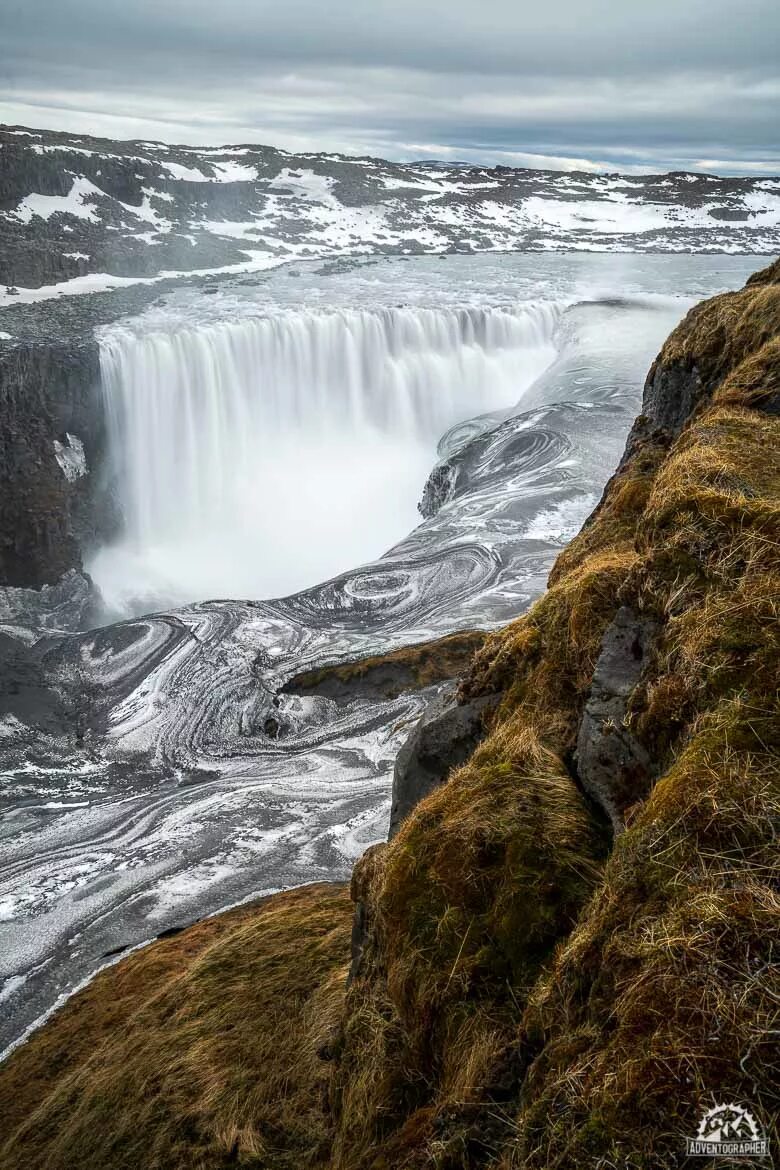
(0, 262), (778, 1170)
(0, 282), (165, 601)
(0, 336), (102, 587)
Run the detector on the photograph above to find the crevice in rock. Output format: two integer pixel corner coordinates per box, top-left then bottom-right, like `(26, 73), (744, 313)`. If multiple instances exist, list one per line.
(574, 605), (659, 832)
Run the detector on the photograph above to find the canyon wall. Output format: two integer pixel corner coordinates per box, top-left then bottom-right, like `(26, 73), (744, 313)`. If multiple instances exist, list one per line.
(0, 336), (103, 588)
(0, 263), (776, 1169)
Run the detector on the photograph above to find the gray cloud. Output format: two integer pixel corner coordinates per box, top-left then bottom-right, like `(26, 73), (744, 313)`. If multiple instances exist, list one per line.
(1, 0), (778, 171)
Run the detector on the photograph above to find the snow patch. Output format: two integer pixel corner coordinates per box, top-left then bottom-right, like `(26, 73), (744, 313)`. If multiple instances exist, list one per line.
(10, 176), (104, 224)
(161, 160), (211, 182)
(200, 218), (264, 240)
(117, 193), (172, 230)
(211, 160), (258, 182)
(742, 190), (780, 225)
(53, 433), (87, 482)
(161, 159), (257, 183)
(269, 168), (338, 204)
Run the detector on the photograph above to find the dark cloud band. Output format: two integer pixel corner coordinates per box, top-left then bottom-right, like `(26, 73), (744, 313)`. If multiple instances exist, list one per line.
(1, 0), (778, 172)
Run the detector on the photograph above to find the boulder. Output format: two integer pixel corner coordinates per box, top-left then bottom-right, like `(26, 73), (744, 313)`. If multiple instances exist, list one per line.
(389, 689), (497, 837)
(576, 606), (657, 830)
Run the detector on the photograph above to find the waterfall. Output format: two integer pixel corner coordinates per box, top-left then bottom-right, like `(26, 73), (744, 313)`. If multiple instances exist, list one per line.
(92, 302), (560, 612)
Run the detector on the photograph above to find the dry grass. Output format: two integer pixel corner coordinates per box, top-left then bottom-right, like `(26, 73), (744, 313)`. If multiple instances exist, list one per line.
(655, 276), (780, 389)
(284, 630), (487, 698)
(715, 336), (780, 412)
(0, 884), (352, 1170)
(513, 703), (780, 1169)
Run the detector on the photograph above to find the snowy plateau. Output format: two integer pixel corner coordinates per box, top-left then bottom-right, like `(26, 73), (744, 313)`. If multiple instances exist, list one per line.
(1, 124), (779, 302)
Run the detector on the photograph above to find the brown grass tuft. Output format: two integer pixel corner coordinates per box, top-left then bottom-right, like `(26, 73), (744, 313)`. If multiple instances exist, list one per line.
(514, 703), (780, 1168)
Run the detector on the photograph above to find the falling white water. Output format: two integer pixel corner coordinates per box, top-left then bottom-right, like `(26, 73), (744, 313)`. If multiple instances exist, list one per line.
(90, 302), (560, 613)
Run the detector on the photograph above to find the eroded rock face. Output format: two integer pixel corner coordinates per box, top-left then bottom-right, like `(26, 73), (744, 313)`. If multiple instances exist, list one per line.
(576, 606), (657, 830)
(0, 568), (101, 633)
(389, 689), (497, 837)
(0, 338), (103, 588)
(418, 460), (458, 518)
(641, 360), (708, 438)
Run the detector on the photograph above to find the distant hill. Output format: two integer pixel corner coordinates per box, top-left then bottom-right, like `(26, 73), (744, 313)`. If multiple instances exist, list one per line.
(1, 124), (778, 295)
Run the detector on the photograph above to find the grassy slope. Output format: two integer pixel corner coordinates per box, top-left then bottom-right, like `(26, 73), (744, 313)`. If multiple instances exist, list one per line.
(0, 884), (352, 1170)
(332, 261), (780, 1168)
(0, 263), (778, 1170)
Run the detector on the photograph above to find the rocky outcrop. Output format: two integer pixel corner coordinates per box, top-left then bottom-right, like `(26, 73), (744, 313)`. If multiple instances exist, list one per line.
(0, 568), (101, 633)
(281, 630), (486, 704)
(617, 255), (780, 470)
(328, 259), (780, 1169)
(575, 605), (657, 830)
(418, 459), (458, 518)
(0, 336), (106, 589)
(389, 690), (497, 836)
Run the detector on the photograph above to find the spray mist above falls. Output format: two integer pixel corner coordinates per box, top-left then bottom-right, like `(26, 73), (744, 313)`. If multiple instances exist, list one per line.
(89, 300), (561, 613)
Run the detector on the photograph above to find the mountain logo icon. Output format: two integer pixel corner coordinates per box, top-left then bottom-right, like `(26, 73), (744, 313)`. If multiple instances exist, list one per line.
(686, 1103), (768, 1158)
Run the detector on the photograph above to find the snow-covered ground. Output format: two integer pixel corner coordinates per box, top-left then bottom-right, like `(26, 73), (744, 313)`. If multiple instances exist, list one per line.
(1, 124), (778, 303)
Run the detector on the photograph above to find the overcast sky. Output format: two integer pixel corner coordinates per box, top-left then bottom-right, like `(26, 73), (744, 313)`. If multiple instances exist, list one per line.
(0, 0), (778, 173)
